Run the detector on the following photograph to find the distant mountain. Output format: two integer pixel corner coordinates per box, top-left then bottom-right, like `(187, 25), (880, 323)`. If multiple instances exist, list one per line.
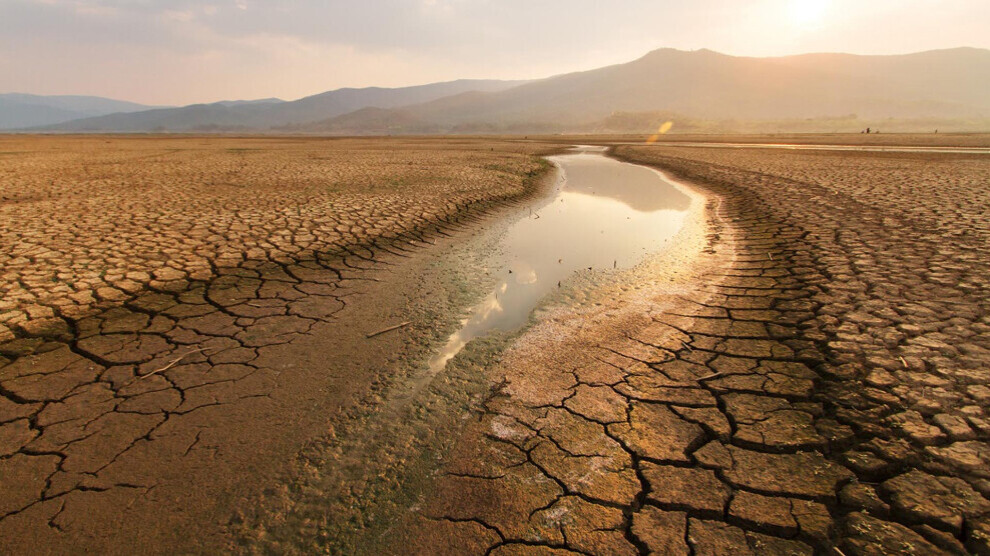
(41, 80), (528, 132)
(211, 98), (285, 107)
(28, 48), (990, 134)
(0, 93), (165, 129)
(300, 106), (439, 135)
(310, 47), (990, 133)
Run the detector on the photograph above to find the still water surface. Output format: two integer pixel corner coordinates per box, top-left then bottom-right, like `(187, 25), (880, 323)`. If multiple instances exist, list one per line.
(429, 146), (691, 371)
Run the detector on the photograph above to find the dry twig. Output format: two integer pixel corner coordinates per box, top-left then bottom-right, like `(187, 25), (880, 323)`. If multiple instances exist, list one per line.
(366, 321), (412, 338)
(140, 347), (208, 380)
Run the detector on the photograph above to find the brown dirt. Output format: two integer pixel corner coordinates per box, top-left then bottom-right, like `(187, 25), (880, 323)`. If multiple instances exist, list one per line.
(0, 135), (554, 329)
(385, 142), (990, 554)
(4, 135), (989, 554)
(0, 135), (564, 553)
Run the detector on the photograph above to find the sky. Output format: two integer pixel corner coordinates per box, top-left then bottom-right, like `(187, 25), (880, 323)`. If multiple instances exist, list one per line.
(1, 0), (988, 106)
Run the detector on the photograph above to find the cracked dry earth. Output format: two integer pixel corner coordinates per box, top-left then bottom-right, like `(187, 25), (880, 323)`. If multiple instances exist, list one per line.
(0, 136), (555, 552)
(391, 143), (990, 555)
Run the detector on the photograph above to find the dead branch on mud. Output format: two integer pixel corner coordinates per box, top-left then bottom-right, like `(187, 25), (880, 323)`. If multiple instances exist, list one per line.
(366, 321), (412, 338)
(139, 347), (209, 380)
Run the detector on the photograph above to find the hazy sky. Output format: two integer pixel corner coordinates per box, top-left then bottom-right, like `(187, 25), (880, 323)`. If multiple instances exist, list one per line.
(1, 0), (987, 105)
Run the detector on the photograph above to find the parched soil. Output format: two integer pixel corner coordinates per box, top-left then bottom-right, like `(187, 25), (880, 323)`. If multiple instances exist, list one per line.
(0, 136), (559, 553)
(0, 135), (549, 331)
(3, 135), (989, 554)
(390, 144), (990, 554)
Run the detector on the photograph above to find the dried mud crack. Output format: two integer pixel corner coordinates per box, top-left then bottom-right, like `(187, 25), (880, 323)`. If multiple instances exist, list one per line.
(382, 143), (990, 555)
(0, 136), (561, 553)
(3, 136), (989, 555)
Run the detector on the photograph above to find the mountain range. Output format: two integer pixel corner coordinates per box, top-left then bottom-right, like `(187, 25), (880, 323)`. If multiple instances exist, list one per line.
(25, 80), (526, 133)
(6, 47), (989, 133)
(0, 93), (168, 129)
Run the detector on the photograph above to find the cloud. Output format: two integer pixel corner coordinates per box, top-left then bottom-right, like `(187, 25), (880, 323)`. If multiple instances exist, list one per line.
(1, 0), (988, 104)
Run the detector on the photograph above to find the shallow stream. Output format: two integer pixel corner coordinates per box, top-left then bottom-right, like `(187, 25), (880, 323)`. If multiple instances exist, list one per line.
(429, 146), (691, 370)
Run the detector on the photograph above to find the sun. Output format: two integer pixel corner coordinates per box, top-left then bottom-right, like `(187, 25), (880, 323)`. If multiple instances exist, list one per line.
(788, 0), (829, 27)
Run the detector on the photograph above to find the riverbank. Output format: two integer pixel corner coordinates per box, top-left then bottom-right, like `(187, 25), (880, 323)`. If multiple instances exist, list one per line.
(230, 148), (703, 552)
(0, 136), (565, 553)
(372, 142), (990, 554)
(610, 145), (988, 554)
(379, 152), (720, 555)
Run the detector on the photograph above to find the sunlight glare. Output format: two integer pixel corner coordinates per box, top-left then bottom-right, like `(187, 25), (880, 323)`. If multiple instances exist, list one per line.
(788, 0), (829, 27)
(646, 120), (674, 144)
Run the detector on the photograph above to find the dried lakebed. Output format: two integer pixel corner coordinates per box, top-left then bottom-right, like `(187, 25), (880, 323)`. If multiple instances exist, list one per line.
(8, 136), (983, 554)
(235, 148), (702, 553)
(0, 136), (560, 553)
(0, 137), (700, 553)
(378, 143), (990, 556)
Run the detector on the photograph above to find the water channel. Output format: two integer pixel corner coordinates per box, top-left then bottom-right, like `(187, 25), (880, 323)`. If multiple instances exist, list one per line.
(429, 146), (692, 371)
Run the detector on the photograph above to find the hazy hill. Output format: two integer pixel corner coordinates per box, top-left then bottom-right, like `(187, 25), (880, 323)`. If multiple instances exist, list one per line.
(0, 93), (164, 129)
(293, 107), (439, 135)
(27, 48), (990, 133)
(212, 98), (285, 107)
(309, 47), (990, 133)
(42, 79), (527, 132)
